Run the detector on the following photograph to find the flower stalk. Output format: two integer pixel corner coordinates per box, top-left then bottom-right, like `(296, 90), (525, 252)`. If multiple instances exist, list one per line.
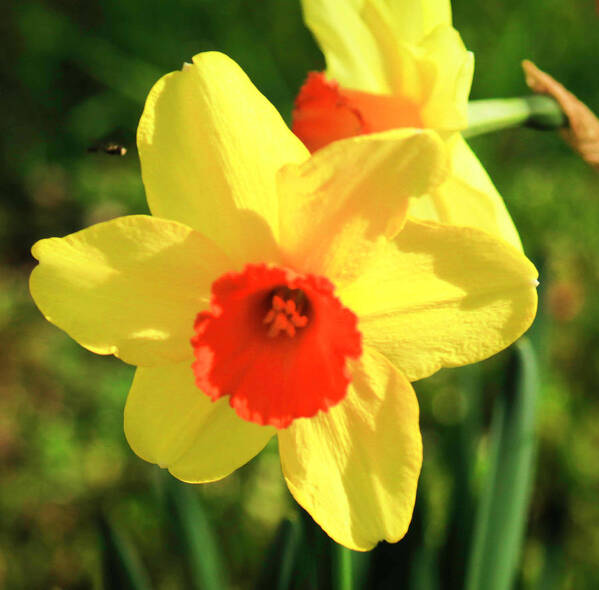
(464, 96), (567, 139)
(465, 338), (539, 590)
(333, 544), (354, 590)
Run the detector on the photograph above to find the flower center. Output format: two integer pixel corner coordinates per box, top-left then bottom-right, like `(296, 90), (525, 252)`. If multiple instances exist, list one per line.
(263, 288), (309, 338)
(191, 264), (362, 429)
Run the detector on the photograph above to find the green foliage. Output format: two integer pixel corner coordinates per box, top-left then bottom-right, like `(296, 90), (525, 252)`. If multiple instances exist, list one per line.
(165, 475), (228, 590)
(465, 339), (539, 590)
(99, 513), (153, 590)
(254, 518), (302, 590)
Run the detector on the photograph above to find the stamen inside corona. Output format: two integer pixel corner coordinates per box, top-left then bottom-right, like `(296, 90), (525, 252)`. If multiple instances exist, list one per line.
(263, 289), (309, 338)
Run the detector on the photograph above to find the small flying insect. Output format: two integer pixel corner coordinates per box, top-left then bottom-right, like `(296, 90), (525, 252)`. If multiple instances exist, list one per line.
(87, 142), (127, 156)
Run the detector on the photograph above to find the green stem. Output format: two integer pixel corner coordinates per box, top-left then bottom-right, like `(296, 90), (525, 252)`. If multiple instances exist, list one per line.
(166, 477), (227, 590)
(464, 96), (567, 139)
(465, 339), (539, 590)
(333, 545), (354, 590)
(254, 518), (302, 590)
(98, 513), (153, 590)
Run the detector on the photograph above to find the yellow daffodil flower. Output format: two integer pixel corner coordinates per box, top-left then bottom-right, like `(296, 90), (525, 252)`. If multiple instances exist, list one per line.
(30, 52), (538, 550)
(292, 0), (523, 250)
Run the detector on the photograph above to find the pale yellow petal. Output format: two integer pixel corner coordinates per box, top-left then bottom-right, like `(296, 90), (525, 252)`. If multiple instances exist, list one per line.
(30, 215), (231, 366)
(338, 220), (538, 382)
(419, 26), (473, 130)
(385, 0), (452, 41)
(137, 51), (308, 264)
(409, 135), (523, 250)
(125, 362), (274, 482)
(278, 129), (447, 286)
(346, 24), (471, 129)
(302, 0), (454, 95)
(279, 347), (422, 551)
(301, 0), (393, 93)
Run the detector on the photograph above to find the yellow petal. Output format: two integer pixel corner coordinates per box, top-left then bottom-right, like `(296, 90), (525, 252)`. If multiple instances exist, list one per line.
(302, 0), (453, 95)
(363, 26), (471, 131)
(278, 129), (447, 286)
(125, 362), (274, 483)
(279, 346), (422, 551)
(30, 215), (231, 366)
(409, 135), (523, 250)
(301, 0), (394, 93)
(338, 220), (538, 382)
(384, 0), (452, 41)
(419, 27), (473, 130)
(137, 51), (308, 264)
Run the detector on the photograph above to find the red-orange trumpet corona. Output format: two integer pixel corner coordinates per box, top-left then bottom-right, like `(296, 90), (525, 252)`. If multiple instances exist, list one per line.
(192, 264), (362, 428)
(293, 72), (422, 153)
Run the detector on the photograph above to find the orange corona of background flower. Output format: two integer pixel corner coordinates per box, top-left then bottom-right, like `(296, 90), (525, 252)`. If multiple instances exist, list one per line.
(29, 52), (538, 551)
(293, 0), (523, 250)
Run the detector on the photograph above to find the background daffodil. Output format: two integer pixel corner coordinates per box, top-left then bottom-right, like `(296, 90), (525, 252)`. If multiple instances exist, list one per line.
(29, 52), (538, 551)
(292, 0), (523, 250)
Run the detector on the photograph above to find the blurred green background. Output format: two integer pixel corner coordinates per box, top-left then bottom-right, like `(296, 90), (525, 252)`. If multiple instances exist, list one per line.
(1, 0), (598, 588)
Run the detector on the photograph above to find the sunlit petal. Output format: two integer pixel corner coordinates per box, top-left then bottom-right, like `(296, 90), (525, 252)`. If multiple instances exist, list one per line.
(30, 215), (231, 366)
(409, 135), (522, 250)
(279, 346), (422, 550)
(138, 51), (308, 264)
(278, 128), (447, 286)
(125, 362), (274, 482)
(339, 219), (538, 381)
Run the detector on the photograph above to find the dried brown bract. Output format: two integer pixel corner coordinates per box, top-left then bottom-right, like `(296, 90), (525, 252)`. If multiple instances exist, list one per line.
(522, 60), (599, 171)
